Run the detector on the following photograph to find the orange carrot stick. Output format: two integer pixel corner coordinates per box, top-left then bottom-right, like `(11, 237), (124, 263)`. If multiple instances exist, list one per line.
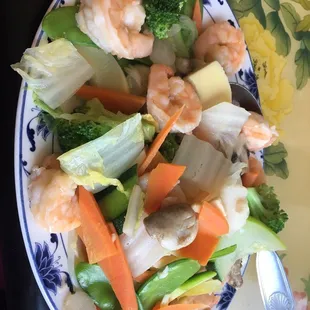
(200, 202), (229, 236)
(193, 0), (203, 34)
(144, 163), (186, 214)
(98, 223), (138, 310)
(178, 202), (229, 265)
(153, 304), (206, 310)
(241, 156), (266, 188)
(76, 84), (145, 115)
(145, 151), (167, 173)
(78, 186), (117, 264)
(138, 106), (184, 176)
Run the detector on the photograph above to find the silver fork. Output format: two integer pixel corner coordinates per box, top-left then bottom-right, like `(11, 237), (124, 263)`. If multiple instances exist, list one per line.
(256, 251), (294, 310)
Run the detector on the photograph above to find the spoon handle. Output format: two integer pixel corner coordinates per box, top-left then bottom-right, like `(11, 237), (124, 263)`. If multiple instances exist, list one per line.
(256, 251), (294, 310)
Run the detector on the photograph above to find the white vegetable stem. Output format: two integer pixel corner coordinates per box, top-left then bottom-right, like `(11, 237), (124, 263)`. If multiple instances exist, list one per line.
(123, 185), (144, 237)
(173, 135), (232, 201)
(11, 38), (94, 109)
(120, 224), (169, 278)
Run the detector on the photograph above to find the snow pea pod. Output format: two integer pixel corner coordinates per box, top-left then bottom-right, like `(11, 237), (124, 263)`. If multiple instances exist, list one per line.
(137, 258), (200, 310)
(42, 6), (97, 47)
(75, 262), (120, 310)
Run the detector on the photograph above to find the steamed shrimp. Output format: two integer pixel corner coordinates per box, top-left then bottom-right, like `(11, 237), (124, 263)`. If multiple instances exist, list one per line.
(76, 0), (154, 59)
(28, 155), (80, 233)
(241, 112), (279, 151)
(147, 64), (202, 134)
(194, 21), (246, 76)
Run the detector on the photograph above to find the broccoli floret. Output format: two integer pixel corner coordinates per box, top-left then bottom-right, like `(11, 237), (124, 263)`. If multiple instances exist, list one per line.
(247, 184), (288, 233)
(144, 0), (186, 39)
(55, 119), (111, 152)
(41, 112), (111, 152)
(159, 133), (181, 162)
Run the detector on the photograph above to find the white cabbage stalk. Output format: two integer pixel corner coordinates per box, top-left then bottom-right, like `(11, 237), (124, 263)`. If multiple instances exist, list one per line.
(125, 65), (150, 96)
(76, 45), (129, 93)
(220, 183), (249, 234)
(161, 184), (187, 208)
(58, 114), (144, 192)
(11, 38), (94, 109)
(173, 135), (232, 201)
(194, 102), (250, 156)
(63, 290), (96, 310)
(66, 230), (87, 288)
(123, 185), (145, 237)
(120, 224), (169, 277)
(150, 38), (176, 67)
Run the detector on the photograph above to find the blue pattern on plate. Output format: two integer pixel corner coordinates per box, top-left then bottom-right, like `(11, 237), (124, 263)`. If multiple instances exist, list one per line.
(239, 69), (259, 100)
(34, 234), (74, 296)
(216, 283), (237, 309)
(35, 241), (62, 295)
(203, 0), (211, 6)
(26, 108), (51, 152)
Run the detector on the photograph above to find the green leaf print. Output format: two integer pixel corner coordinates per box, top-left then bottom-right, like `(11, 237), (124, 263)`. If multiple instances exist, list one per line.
(280, 3), (303, 41)
(264, 142), (289, 179)
(301, 275), (310, 299)
(296, 15), (310, 32)
(291, 0), (310, 10)
(264, 0), (280, 10)
(295, 48), (310, 90)
(264, 142), (288, 164)
(303, 32), (310, 51)
(228, 0), (266, 28)
(266, 12), (291, 56)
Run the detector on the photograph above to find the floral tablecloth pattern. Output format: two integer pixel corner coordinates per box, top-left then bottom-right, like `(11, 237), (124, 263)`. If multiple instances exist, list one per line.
(227, 0), (310, 308)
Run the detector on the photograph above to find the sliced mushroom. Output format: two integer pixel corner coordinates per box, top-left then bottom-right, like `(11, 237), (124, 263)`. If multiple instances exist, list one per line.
(143, 203), (198, 251)
(226, 259), (243, 288)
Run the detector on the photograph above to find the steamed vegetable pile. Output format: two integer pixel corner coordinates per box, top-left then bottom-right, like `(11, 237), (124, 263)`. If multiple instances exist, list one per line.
(11, 0), (288, 309)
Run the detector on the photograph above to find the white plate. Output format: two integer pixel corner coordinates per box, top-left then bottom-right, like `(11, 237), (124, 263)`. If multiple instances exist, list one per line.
(14, 0), (261, 309)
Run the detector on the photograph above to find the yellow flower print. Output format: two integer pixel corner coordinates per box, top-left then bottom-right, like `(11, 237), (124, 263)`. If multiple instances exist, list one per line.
(239, 13), (294, 132)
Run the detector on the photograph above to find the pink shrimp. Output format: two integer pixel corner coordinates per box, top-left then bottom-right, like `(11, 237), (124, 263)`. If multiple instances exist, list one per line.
(76, 0), (154, 59)
(28, 155), (80, 233)
(241, 112), (279, 151)
(147, 64), (202, 134)
(194, 21), (246, 76)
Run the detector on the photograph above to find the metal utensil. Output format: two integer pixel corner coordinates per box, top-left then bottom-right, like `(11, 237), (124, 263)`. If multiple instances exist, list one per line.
(230, 82), (262, 114)
(256, 251), (294, 310)
(230, 83), (294, 310)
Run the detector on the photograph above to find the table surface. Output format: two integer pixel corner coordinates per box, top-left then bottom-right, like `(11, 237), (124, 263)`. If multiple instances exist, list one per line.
(5, 0), (50, 308)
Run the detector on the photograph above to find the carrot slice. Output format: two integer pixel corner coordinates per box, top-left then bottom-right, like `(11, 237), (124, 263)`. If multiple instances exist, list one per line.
(193, 0), (203, 34)
(241, 155), (266, 188)
(178, 202), (229, 265)
(145, 151), (167, 173)
(144, 163), (186, 214)
(76, 84), (145, 114)
(153, 304), (206, 310)
(138, 106), (184, 176)
(98, 223), (138, 310)
(200, 202), (229, 236)
(134, 269), (157, 283)
(78, 186), (117, 264)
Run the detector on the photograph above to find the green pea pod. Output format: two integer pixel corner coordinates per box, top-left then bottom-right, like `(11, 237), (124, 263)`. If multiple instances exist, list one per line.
(42, 6), (97, 47)
(75, 262), (121, 310)
(95, 164), (138, 220)
(137, 258), (200, 310)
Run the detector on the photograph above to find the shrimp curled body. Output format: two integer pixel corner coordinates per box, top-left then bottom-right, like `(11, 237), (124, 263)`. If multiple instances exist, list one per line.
(28, 155), (80, 233)
(147, 64), (202, 134)
(76, 0), (154, 59)
(194, 21), (246, 76)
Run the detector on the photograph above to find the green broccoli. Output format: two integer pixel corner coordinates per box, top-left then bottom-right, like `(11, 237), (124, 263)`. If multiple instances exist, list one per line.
(247, 184), (288, 234)
(144, 0), (187, 39)
(159, 133), (181, 162)
(51, 118), (111, 152)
